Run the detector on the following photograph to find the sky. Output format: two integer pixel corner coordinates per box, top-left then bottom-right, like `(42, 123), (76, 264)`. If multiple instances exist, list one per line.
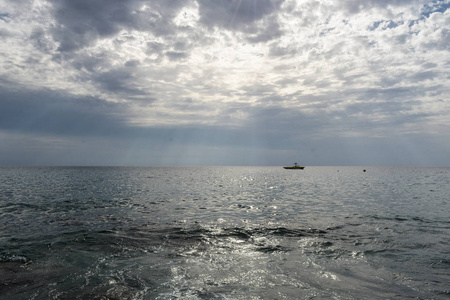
(0, 0), (449, 166)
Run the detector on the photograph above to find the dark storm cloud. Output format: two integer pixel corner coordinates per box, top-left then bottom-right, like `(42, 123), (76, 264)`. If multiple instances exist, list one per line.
(90, 68), (147, 96)
(198, 0), (282, 27)
(0, 85), (130, 137)
(29, 28), (55, 52)
(197, 0), (284, 41)
(70, 51), (110, 72)
(60, 52), (149, 97)
(47, 0), (186, 52)
(0, 83), (267, 147)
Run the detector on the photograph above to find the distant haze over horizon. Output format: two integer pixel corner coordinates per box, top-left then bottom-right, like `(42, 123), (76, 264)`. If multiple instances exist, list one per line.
(2, 165), (448, 169)
(1, 0), (449, 167)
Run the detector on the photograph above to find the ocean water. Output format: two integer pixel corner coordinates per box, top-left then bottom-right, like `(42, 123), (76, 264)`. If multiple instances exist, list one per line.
(0, 166), (449, 299)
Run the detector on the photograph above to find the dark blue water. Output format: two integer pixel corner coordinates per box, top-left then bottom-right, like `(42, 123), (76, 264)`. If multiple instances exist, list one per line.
(1, 166), (449, 299)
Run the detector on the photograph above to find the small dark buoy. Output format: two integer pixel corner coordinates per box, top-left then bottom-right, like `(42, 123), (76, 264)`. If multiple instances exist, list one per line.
(363, 169), (366, 172)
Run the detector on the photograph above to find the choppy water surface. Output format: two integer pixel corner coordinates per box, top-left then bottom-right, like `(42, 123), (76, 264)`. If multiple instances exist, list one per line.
(1, 166), (449, 299)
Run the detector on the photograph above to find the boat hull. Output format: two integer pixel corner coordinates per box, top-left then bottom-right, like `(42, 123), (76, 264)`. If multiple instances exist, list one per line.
(283, 166), (305, 169)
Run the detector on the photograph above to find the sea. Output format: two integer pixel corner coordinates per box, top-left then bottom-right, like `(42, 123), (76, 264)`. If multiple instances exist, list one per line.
(0, 166), (449, 299)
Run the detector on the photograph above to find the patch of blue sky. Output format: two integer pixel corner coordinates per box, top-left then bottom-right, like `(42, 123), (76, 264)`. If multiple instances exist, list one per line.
(369, 20), (400, 31)
(420, 0), (450, 18)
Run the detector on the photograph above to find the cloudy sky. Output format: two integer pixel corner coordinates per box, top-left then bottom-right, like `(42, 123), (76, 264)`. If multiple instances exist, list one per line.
(0, 0), (449, 166)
